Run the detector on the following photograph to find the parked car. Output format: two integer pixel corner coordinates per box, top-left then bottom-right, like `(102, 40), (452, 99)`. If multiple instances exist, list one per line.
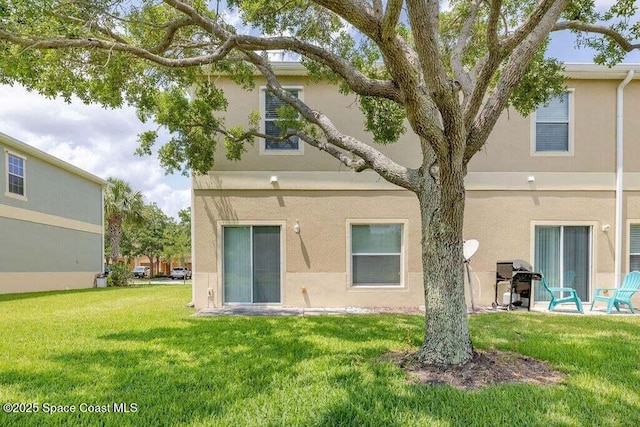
(170, 267), (192, 280)
(133, 266), (151, 278)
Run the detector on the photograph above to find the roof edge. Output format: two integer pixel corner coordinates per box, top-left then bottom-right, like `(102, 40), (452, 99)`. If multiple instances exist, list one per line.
(215, 61), (640, 78)
(0, 131), (108, 186)
(563, 63), (640, 79)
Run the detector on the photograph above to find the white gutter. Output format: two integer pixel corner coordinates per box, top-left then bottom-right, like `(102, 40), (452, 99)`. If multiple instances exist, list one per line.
(615, 70), (634, 287)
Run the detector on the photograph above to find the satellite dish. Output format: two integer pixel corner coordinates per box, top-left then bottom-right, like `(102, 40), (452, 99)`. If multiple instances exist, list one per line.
(463, 239), (479, 313)
(463, 239), (479, 261)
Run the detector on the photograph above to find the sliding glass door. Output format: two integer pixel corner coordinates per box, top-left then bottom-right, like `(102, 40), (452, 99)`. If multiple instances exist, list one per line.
(534, 225), (591, 302)
(223, 226), (281, 304)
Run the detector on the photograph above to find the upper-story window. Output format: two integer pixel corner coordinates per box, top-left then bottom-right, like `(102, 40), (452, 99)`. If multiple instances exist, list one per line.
(532, 90), (574, 156)
(5, 151), (26, 199)
(260, 87), (303, 155)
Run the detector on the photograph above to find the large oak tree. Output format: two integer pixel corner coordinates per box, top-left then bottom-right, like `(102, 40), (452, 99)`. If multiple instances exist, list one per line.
(2, 0), (639, 366)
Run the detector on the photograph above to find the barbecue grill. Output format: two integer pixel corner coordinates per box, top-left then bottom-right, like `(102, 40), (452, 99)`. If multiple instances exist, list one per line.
(493, 260), (541, 310)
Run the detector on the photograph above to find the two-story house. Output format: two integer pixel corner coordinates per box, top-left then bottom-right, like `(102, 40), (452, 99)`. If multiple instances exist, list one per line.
(0, 132), (106, 293)
(191, 63), (640, 311)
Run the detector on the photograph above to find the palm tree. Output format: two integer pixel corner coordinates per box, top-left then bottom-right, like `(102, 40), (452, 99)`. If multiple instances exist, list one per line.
(105, 177), (145, 264)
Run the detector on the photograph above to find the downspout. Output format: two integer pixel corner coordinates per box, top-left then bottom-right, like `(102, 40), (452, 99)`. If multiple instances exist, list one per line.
(615, 70), (634, 287)
(101, 186), (105, 273)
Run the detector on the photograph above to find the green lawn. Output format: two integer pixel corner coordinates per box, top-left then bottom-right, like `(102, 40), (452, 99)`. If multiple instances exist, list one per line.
(0, 286), (638, 427)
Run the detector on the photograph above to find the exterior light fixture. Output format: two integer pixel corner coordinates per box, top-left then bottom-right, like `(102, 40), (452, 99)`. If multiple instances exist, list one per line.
(527, 175), (535, 183)
(270, 175), (278, 183)
(293, 220), (300, 234)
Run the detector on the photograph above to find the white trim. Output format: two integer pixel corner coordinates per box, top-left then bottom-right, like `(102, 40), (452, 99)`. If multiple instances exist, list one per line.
(195, 171), (621, 192)
(4, 149), (27, 201)
(217, 220), (286, 305)
(346, 219), (408, 289)
(0, 202), (103, 234)
(259, 86), (305, 156)
(530, 89), (575, 157)
(626, 219), (640, 273)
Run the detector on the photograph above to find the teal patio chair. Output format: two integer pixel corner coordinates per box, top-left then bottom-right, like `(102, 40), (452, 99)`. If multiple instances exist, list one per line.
(541, 273), (584, 313)
(590, 271), (640, 314)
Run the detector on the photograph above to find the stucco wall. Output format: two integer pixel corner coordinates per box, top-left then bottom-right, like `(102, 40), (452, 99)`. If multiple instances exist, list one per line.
(193, 185), (628, 309)
(1, 143), (103, 225)
(0, 217), (102, 273)
(208, 75), (640, 175)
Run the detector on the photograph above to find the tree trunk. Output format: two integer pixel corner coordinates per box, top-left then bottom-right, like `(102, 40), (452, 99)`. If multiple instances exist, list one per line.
(415, 167), (473, 366)
(108, 217), (122, 264)
(147, 255), (155, 277)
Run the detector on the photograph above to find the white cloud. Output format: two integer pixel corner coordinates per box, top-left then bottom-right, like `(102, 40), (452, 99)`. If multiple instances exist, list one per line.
(0, 84), (190, 219)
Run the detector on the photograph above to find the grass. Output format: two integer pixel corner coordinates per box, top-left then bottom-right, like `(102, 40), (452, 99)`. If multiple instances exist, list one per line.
(0, 286), (639, 427)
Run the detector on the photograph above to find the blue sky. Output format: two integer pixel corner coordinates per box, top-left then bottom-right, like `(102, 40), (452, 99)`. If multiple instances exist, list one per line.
(0, 2), (638, 218)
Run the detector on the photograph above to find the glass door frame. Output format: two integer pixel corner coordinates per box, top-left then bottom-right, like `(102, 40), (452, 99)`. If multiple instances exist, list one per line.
(530, 221), (596, 304)
(219, 220), (285, 305)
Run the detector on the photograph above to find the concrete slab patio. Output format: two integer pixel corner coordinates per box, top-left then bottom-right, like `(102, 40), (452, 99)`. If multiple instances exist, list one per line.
(195, 304), (637, 317)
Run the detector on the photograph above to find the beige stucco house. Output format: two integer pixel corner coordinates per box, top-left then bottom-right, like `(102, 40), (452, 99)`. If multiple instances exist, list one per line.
(191, 63), (640, 311)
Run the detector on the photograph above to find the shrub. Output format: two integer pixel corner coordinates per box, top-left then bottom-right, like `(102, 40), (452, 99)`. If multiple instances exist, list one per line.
(107, 263), (133, 287)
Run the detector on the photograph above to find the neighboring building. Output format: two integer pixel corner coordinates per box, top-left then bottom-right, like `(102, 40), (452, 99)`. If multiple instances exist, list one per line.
(129, 254), (192, 276)
(192, 63), (640, 310)
(0, 132), (106, 293)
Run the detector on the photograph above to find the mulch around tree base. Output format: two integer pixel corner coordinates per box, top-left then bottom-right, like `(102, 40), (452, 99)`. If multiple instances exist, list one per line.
(388, 350), (566, 390)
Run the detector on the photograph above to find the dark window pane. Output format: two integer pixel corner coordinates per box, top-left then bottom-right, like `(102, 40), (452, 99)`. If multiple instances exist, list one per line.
(8, 174), (24, 195)
(353, 255), (401, 286)
(536, 123), (569, 151)
(265, 121), (299, 150)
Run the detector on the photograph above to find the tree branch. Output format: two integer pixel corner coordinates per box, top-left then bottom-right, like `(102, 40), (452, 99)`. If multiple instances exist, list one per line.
(0, 29), (236, 68)
(382, 0), (403, 40)
(501, 0), (557, 53)
(464, 0), (571, 164)
(297, 132), (369, 172)
(163, 0), (402, 101)
(246, 51), (420, 191)
(553, 20), (640, 52)
(233, 35), (403, 102)
(486, 0), (502, 54)
(406, 0), (464, 166)
(451, 0), (481, 99)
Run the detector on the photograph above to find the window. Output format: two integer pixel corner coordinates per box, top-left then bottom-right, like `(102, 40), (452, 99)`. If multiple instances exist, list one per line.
(534, 225), (591, 301)
(5, 151), (26, 198)
(630, 224), (640, 271)
(261, 87), (303, 154)
(351, 224), (402, 286)
(533, 91), (573, 154)
(223, 226), (281, 303)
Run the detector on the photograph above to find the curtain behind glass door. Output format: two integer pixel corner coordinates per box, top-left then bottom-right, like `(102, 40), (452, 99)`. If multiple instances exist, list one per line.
(252, 226), (281, 303)
(563, 226), (590, 301)
(535, 226), (561, 302)
(223, 227), (252, 303)
(535, 226), (590, 302)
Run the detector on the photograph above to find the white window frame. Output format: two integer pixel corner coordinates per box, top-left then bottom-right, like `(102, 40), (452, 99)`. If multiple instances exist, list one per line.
(627, 220), (640, 272)
(217, 220), (286, 305)
(4, 149), (27, 201)
(259, 86), (304, 156)
(347, 220), (407, 288)
(530, 88), (575, 157)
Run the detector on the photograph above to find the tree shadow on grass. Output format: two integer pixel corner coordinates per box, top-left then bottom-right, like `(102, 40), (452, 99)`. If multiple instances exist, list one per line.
(0, 287), (122, 303)
(1, 314), (639, 426)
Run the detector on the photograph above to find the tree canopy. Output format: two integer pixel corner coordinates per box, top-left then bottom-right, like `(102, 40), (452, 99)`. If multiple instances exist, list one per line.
(1, 1), (638, 180)
(104, 177), (145, 263)
(3, 0), (639, 366)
